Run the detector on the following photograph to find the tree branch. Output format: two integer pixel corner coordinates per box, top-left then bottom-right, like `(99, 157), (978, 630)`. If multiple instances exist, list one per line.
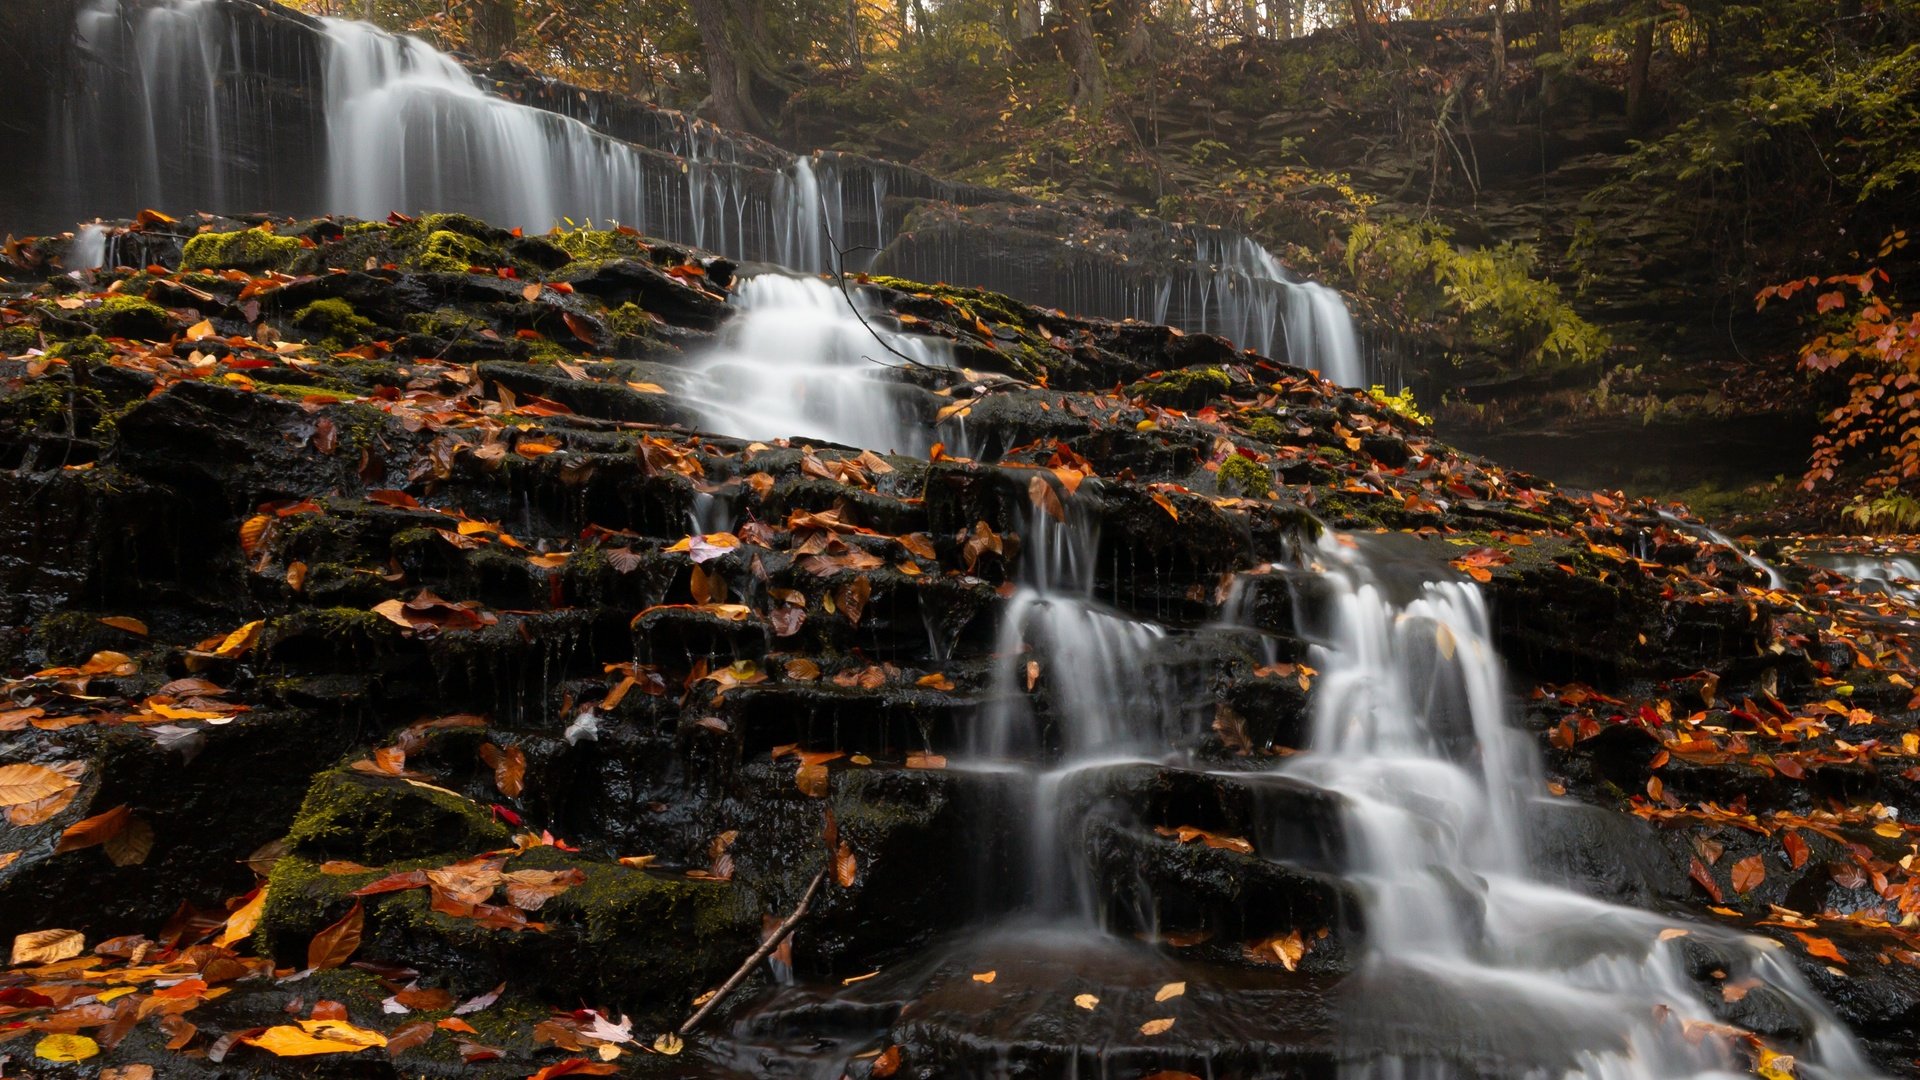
(679, 868), (827, 1035)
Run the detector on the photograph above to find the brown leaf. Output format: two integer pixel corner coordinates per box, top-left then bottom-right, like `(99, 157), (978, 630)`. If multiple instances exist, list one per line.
(836, 574), (872, 627)
(834, 841), (857, 888)
(1027, 474), (1065, 522)
(1783, 830), (1810, 870)
(872, 1045), (902, 1078)
(477, 743), (526, 799)
(385, 1021), (434, 1057)
(307, 901), (364, 971)
(1688, 857), (1724, 903)
(0, 763), (79, 807)
(103, 817), (155, 866)
(1140, 1017), (1175, 1035)
(11, 928), (85, 965)
(795, 762), (830, 798)
(1730, 854), (1765, 895)
(57, 805), (132, 853)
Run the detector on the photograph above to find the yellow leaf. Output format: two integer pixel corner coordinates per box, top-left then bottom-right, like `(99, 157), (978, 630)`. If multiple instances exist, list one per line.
(1154, 981), (1186, 1002)
(0, 763), (78, 807)
(627, 381), (667, 395)
(652, 1033), (683, 1055)
(971, 970), (996, 984)
(35, 1034), (100, 1062)
(12, 928), (85, 964)
(1140, 1018), (1175, 1036)
(185, 319), (216, 342)
(1658, 928), (1690, 941)
(216, 887), (269, 949)
(243, 1020), (387, 1056)
(213, 619), (265, 658)
(1873, 822), (1902, 838)
(1149, 492), (1179, 520)
(1073, 993), (1099, 1010)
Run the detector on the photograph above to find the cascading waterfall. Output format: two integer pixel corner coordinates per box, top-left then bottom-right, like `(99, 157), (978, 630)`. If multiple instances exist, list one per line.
(1802, 551), (1920, 600)
(1658, 509), (1786, 591)
(1286, 532), (1874, 1079)
(36, 0), (1377, 387)
(679, 274), (953, 455)
(968, 498), (1176, 916)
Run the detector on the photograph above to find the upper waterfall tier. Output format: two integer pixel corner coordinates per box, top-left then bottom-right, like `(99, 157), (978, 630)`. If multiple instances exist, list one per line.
(2, 0), (1366, 387)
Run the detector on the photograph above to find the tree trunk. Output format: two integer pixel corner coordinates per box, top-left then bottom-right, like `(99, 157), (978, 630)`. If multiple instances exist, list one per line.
(1625, 15), (1655, 130)
(845, 0), (863, 71)
(1490, 0), (1505, 90)
(690, 0), (766, 134)
(1057, 0), (1105, 113)
(1538, 0), (1561, 52)
(1014, 0), (1041, 37)
(467, 0), (514, 57)
(1242, 0), (1259, 39)
(1348, 0), (1376, 55)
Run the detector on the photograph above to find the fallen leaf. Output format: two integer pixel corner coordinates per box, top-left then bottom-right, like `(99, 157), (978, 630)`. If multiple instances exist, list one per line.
(35, 1033), (100, 1062)
(835, 842), (858, 887)
(216, 887), (269, 948)
(1028, 474), (1065, 522)
(0, 763), (78, 807)
(57, 804), (132, 853)
(1074, 993), (1099, 1009)
(1154, 981), (1186, 1002)
(1731, 854), (1765, 895)
(12, 928), (84, 964)
(244, 1019), (388, 1056)
(478, 743), (526, 798)
(99, 616), (148, 636)
(104, 816), (155, 866)
(307, 901), (364, 970)
(1794, 933), (1845, 964)
(1140, 1017), (1175, 1036)
(971, 970), (996, 984)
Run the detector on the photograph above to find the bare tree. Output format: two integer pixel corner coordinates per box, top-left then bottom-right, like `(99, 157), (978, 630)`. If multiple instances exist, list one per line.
(1058, 0), (1106, 112)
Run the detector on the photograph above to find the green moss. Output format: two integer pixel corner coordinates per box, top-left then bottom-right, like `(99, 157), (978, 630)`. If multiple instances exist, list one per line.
(292, 298), (375, 345)
(604, 302), (660, 340)
(1243, 413), (1288, 443)
(180, 228), (303, 272)
(418, 229), (491, 273)
(2, 325), (43, 354)
(285, 768), (510, 864)
(404, 308), (492, 339)
(1127, 366), (1231, 410)
(84, 295), (173, 339)
(549, 228), (649, 264)
(1217, 454), (1274, 498)
(863, 275), (1034, 330)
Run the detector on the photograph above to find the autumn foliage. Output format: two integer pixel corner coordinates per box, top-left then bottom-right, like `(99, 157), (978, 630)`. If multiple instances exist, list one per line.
(1760, 231), (1920, 496)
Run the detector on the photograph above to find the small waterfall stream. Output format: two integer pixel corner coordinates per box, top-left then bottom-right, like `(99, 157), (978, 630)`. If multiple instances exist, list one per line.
(1287, 532), (1874, 1079)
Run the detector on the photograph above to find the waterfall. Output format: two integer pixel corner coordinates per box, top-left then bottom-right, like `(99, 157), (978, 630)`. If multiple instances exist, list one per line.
(679, 274), (952, 454)
(1657, 509), (1786, 590)
(29, 0), (1376, 388)
(1801, 550), (1920, 600)
(1286, 532), (1874, 1079)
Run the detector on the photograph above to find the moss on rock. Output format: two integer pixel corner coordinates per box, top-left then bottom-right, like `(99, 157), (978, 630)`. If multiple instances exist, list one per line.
(83, 295), (173, 339)
(1127, 366), (1231, 410)
(180, 227), (303, 272)
(284, 768), (510, 864)
(1217, 453), (1274, 497)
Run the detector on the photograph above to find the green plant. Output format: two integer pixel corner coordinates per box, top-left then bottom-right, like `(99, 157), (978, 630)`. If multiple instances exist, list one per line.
(1368, 384), (1431, 426)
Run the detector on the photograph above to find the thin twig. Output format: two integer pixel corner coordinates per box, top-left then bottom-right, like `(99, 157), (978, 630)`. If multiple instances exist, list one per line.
(815, 189), (933, 370)
(678, 868), (827, 1035)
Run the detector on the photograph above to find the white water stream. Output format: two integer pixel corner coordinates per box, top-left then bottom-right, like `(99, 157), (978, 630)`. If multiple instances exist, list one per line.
(1286, 533), (1873, 1079)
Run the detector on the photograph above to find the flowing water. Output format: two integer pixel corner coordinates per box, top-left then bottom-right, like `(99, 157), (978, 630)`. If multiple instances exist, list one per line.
(1658, 510), (1786, 590)
(39, 0), (1375, 385)
(679, 274), (953, 455)
(1284, 532), (1873, 1079)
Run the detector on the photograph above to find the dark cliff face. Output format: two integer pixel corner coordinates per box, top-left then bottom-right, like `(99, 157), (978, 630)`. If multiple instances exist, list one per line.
(1, 214), (1919, 1076)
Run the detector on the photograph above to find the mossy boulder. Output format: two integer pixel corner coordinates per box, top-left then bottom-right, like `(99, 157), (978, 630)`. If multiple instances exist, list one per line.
(1217, 453), (1274, 497)
(284, 768), (511, 864)
(1127, 366), (1232, 410)
(82, 295), (173, 339)
(180, 227), (303, 272)
(291, 297), (375, 344)
(258, 846), (758, 1023)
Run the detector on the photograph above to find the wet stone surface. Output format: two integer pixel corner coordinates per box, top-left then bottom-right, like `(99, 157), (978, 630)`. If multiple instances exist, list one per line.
(0, 213), (1918, 1076)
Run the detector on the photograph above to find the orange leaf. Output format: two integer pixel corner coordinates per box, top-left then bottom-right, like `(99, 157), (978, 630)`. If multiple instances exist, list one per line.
(1794, 932), (1845, 964)
(834, 842), (857, 888)
(530, 1059), (619, 1079)
(98, 616), (148, 636)
(57, 805), (131, 853)
(307, 901), (364, 971)
(1730, 854), (1765, 895)
(478, 743), (526, 799)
